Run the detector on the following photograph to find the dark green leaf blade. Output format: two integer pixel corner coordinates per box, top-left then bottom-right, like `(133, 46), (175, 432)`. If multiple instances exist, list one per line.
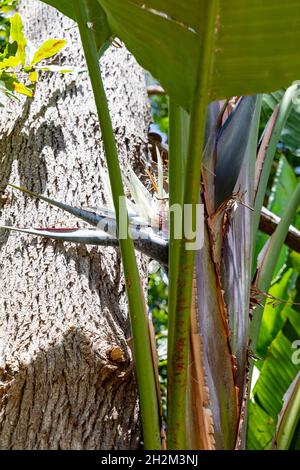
(97, 0), (300, 110)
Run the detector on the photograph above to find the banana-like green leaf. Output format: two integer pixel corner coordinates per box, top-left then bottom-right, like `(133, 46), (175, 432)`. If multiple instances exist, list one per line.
(41, 0), (112, 53)
(265, 310), (300, 411)
(97, 0), (300, 111)
(247, 400), (276, 450)
(247, 308), (300, 449)
(269, 158), (300, 218)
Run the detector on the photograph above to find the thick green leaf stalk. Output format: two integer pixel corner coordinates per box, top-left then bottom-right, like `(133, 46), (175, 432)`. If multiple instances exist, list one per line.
(74, 0), (161, 450)
(167, 101), (188, 376)
(167, 0), (220, 450)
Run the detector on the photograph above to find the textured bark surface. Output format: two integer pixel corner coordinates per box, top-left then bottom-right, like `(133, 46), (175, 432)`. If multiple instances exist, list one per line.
(0, 0), (150, 450)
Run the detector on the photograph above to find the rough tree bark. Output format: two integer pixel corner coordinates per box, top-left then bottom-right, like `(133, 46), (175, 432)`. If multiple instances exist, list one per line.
(0, 0), (150, 450)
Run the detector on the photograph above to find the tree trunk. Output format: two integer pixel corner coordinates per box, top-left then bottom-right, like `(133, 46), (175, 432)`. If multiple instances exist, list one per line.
(0, 0), (149, 450)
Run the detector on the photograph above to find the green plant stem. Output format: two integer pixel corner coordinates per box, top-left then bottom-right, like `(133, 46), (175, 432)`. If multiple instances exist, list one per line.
(168, 101), (187, 374)
(167, 1), (220, 450)
(74, 0), (161, 450)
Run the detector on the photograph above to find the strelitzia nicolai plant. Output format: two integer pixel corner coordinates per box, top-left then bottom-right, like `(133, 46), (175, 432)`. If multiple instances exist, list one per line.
(7, 0), (300, 450)
(4, 90), (300, 450)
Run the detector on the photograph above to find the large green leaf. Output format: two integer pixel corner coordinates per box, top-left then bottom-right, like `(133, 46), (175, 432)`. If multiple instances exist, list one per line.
(269, 156), (299, 217)
(247, 308), (300, 449)
(97, 0), (300, 111)
(247, 400), (276, 450)
(255, 331), (299, 417)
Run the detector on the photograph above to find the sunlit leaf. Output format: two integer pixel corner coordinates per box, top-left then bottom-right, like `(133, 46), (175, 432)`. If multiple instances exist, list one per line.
(12, 80), (32, 96)
(247, 308), (300, 449)
(247, 400), (276, 450)
(29, 70), (38, 82)
(31, 38), (66, 65)
(10, 12), (26, 65)
(0, 54), (19, 69)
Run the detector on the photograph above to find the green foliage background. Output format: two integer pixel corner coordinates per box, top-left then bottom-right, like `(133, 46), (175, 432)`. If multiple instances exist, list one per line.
(1, 0), (299, 450)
